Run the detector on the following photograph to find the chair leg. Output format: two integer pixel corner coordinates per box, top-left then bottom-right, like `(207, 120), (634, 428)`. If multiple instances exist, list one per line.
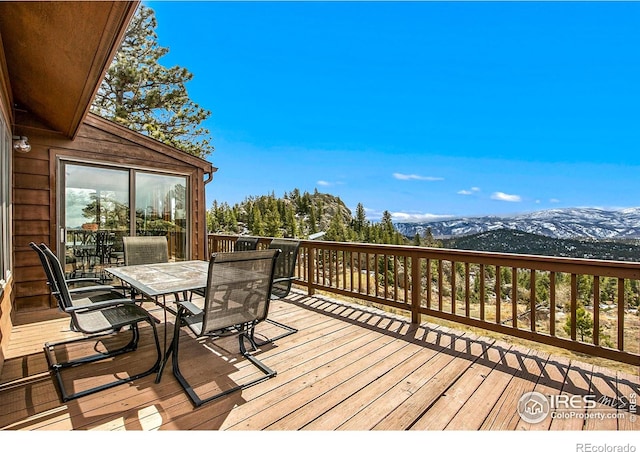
(45, 320), (162, 403)
(251, 318), (298, 346)
(172, 319), (277, 408)
(44, 327), (140, 369)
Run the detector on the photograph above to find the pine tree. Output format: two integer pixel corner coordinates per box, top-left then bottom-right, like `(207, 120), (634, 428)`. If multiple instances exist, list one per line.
(251, 208), (265, 236)
(564, 302), (594, 341)
(91, 4), (213, 158)
(353, 203), (367, 238)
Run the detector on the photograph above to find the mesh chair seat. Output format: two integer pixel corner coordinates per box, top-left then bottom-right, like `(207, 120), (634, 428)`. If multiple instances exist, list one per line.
(74, 303), (157, 334)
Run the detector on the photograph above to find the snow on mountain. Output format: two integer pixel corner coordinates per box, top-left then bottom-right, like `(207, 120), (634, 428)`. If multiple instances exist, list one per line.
(394, 207), (640, 240)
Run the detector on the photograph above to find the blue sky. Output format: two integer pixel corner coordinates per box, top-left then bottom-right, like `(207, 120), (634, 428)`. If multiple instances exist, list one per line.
(149, 1), (640, 222)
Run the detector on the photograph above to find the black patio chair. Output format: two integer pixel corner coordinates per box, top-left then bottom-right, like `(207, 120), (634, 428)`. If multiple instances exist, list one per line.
(35, 243), (162, 402)
(255, 238), (301, 343)
(268, 239), (301, 299)
(235, 236), (259, 251)
(123, 236), (169, 266)
(170, 249), (280, 407)
(122, 235), (177, 303)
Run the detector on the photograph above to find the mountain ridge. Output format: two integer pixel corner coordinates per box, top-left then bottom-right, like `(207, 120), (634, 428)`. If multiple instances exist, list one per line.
(395, 207), (640, 240)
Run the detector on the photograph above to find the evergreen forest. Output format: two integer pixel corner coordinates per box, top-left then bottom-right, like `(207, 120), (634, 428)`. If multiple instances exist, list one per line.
(207, 189), (440, 246)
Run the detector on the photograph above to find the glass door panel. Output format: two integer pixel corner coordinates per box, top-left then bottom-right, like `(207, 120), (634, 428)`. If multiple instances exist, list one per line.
(135, 172), (187, 261)
(64, 164), (130, 278)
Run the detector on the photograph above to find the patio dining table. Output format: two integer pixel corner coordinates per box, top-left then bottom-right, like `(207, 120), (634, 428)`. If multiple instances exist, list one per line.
(105, 260), (210, 382)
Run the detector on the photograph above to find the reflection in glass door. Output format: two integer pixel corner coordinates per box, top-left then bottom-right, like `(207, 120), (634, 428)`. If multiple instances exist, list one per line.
(63, 164), (130, 278)
(135, 172), (188, 260)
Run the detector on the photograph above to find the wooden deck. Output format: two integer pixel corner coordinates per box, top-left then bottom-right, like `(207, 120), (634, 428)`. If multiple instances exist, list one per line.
(1, 290), (638, 431)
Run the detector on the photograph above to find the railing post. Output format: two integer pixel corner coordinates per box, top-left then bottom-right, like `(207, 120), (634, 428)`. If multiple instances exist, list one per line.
(411, 253), (421, 324)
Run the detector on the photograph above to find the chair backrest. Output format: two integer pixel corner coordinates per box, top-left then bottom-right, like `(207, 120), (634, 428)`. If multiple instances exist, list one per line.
(30, 242), (62, 306)
(235, 236), (259, 252)
(38, 243), (75, 311)
(123, 236), (169, 265)
(268, 239), (301, 298)
(200, 249), (280, 336)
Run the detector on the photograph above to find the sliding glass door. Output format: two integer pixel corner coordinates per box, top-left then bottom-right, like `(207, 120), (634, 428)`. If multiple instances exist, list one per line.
(61, 161), (188, 278)
(135, 172), (188, 260)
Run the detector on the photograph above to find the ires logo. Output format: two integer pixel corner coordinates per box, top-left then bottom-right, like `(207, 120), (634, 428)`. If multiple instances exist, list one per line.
(549, 394), (598, 410)
(517, 391), (628, 424)
(518, 392), (551, 423)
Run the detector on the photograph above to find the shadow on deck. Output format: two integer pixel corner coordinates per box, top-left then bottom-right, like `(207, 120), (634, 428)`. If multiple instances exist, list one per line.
(1, 290), (638, 432)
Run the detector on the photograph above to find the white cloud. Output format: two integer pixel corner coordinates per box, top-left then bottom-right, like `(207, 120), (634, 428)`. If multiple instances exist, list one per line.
(393, 173), (444, 181)
(550, 198), (560, 203)
(458, 187), (480, 195)
(391, 211), (453, 222)
(491, 192), (522, 202)
(317, 180), (345, 187)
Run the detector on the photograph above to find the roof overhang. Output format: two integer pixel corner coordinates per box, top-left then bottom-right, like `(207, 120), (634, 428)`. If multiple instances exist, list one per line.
(0, 1), (138, 138)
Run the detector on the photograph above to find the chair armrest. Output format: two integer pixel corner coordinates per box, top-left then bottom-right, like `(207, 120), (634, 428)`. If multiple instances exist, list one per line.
(66, 277), (102, 285)
(176, 300), (203, 316)
(69, 284), (129, 294)
(273, 276), (299, 284)
(64, 298), (139, 313)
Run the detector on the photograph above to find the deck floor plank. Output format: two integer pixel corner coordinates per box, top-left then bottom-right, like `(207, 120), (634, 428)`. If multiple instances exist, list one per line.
(1, 291), (637, 431)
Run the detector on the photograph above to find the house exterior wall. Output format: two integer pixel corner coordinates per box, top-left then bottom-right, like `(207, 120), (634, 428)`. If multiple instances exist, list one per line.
(12, 114), (213, 312)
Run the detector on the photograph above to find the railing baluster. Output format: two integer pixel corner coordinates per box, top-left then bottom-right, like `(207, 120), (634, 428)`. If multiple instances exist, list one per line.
(438, 260), (444, 311)
(571, 274), (577, 341)
(426, 258), (432, 310)
(495, 265), (501, 325)
(349, 251), (354, 292)
(411, 253), (420, 323)
(384, 254), (389, 300)
(308, 245), (315, 296)
(404, 255), (409, 305)
(343, 250), (347, 291)
(593, 276), (600, 346)
(618, 277), (625, 351)
(480, 264), (485, 321)
(550, 272), (556, 336)
(530, 269), (536, 333)
(512, 267), (518, 329)
(465, 262), (470, 317)
(333, 249), (337, 288)
(368, 253), (373, 296)
(451, 261), (456, 315)
(393, 255), (399, 302)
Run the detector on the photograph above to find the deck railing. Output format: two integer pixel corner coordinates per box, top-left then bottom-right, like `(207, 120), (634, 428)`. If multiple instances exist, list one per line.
(209, 234), (640, 366)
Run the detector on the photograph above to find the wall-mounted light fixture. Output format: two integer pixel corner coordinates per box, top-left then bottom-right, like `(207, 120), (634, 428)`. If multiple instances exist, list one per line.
(12, 135), (31, 153)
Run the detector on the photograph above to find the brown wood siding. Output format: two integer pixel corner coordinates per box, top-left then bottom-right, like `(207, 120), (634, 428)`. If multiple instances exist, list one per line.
(12, 117), (213, 313)
(12, 141), (53, 311)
